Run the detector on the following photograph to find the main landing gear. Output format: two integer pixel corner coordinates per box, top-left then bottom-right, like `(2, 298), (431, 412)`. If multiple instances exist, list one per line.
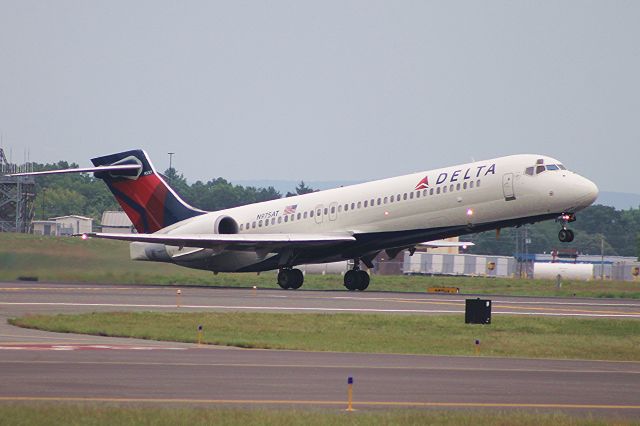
(343, 261), (370, 291)
(557, 213), (576, 243)
(277, 268), (304, 290)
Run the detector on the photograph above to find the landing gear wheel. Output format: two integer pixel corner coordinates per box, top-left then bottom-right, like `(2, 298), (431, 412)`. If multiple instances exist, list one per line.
(344, 270), (360, 291)
(344, 270), (370, 291)
(558, 229), (575, 243)
(277, 268), (304, 290)
(277, 269), (291, 289)
(357, 270), (370, 291)
(289, 269), (304, 290)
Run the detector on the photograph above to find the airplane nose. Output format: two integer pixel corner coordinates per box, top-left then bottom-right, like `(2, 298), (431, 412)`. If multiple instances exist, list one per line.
(575, 176), (599, 207)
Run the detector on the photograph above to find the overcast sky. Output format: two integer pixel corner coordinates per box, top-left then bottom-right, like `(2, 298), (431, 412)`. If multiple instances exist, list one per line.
(1, 1), (638, 192)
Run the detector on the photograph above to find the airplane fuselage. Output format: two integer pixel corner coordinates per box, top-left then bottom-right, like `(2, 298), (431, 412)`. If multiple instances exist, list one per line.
(133, 154), (598, 273)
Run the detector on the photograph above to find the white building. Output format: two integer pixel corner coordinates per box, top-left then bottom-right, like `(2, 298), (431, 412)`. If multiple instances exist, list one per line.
(32, 220), (62, 236)
(101, 211), (134, 234)
(49, 215), (93, 236)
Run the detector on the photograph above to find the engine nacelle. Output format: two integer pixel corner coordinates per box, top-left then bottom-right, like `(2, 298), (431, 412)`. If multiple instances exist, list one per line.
(214, 215), (239, 234)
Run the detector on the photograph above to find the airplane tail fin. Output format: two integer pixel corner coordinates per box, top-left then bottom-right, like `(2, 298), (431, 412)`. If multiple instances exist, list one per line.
(91, 150), (204, 233)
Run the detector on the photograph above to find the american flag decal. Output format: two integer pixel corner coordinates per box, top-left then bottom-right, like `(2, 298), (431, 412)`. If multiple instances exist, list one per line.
(283, 204), (298, 215)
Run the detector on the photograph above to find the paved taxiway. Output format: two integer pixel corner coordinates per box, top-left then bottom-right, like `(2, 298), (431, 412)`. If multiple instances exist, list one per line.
(1, 282), (639, 415)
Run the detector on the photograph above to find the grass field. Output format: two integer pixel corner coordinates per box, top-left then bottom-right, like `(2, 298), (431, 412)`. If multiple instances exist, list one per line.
(2, 232), (640, 298)
(10, 312), (640, 361)
(1, 404), (634, 426)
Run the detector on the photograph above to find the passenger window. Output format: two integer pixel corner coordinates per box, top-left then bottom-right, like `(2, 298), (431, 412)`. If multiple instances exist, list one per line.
(409, 192), (414, 199)
(331, 206), (335, 214)
(449, 184), (454, 192)
(310, 210), (314, 218)
(317, 209), (321, 216)
(436, 187), (441, 194)
(304, 212), (308, 219)
(384, 197), (388, 204)
(377, 198), (382, 205)
(252, 222), (256, 228)
(470, 181), (474, 189)
(371, 199), (375, 206)
(284, 216), (288, 222)
(416, 191), (420, 198)
(240, 224), (243, 231)
(477, 180), (481, 187)
(345, 204), (349, 211)
(364, 200), (368, 208)
(456, 183), (461, 191)
(430, 188), (434, 195)
(351, 203), (355, 210)
(403, 193), (407, 200)
(357, 201), (361, 208)
(390, 195), (395, 202)
(272, 218), (276, 225)
(297, 212), (301, 220)
(463, 182), (467, 189)
(423, 189), (427, 196)
(258, 220), (263, 227)
(278, 217), (282, 224)
(324, 208), (328, 215)
(443, 186), (448, 193)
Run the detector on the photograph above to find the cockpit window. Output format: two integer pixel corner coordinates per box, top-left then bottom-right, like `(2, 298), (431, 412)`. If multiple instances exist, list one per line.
(536, 165), (546, 174)
(525, 166), (534, 176)
(546, 164), (559, 171)
(558, 164), (566, 170)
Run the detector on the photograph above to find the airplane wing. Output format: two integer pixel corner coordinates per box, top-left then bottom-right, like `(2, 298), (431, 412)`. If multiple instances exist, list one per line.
(80, 232), (356, 251)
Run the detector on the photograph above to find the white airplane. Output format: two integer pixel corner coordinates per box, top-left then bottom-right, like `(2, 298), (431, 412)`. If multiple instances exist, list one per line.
(10, 149), (598, 291)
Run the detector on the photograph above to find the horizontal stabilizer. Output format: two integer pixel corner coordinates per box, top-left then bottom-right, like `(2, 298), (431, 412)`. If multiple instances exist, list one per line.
(78, 232), (356, 251)
(5, 164), (142, 177)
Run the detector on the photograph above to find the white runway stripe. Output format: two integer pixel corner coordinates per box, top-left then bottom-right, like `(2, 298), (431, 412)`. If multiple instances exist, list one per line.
(1, 302), (638, 318)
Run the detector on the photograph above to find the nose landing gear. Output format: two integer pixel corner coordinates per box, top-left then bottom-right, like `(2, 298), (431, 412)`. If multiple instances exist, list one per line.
(557, 213), (576, 243)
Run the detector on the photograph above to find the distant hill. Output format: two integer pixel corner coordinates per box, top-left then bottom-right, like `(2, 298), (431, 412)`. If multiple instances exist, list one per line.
(596, 191), (640, 210)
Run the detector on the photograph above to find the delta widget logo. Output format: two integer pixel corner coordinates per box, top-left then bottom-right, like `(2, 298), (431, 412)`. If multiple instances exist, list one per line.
(414, 176), (429, 190)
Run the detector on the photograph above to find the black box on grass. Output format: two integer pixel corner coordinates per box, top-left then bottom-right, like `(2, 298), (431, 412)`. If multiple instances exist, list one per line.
(465, 299), (491, 324)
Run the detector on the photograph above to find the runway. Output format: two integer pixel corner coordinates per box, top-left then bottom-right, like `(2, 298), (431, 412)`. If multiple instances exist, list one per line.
(1, 282), (639, 416)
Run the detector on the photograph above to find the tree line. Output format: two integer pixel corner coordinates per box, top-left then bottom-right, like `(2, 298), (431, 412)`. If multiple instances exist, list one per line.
(27, 161), (640, 258)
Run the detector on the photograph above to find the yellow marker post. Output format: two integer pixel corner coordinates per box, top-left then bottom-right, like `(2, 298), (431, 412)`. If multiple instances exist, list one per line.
(346, 376), (354, 411)
(176, 289), (181, 308)
(253, 286), (257, 296)
(475, 339), (480, 355)
(197, 325), (203, 346)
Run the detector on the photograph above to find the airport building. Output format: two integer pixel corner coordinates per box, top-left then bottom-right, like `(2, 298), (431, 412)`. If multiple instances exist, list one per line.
(101, 210), (134, 234)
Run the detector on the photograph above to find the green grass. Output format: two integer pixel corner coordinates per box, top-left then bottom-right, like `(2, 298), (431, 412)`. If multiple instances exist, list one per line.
(2, 232), (640, 298)
(0, 404), (636, 426)
(10, 312), (640, 361)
